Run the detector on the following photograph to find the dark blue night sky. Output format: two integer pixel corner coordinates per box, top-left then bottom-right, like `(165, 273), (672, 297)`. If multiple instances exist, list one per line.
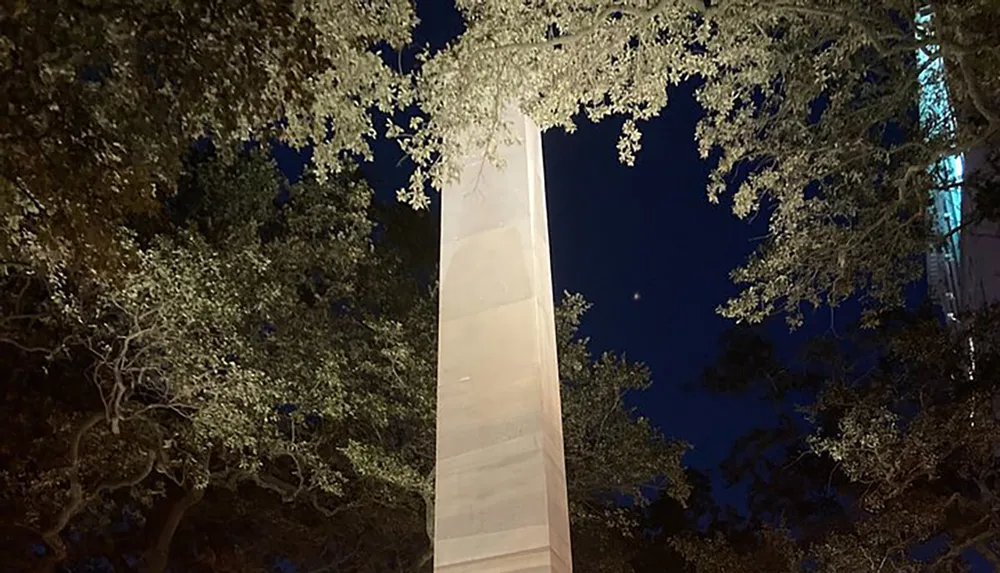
(541, 85), (771, 475)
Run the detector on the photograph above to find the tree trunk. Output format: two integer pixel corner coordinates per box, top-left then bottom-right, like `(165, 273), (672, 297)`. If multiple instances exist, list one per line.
(418, 465), (434, 571)
(144, 485), (204, 573)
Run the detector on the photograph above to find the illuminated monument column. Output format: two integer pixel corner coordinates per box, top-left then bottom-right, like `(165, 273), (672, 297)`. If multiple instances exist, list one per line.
(433, 103), (573, 573)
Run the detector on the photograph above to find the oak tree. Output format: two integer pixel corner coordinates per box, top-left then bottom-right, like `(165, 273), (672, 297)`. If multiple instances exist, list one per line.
(0, 149), (688, 573)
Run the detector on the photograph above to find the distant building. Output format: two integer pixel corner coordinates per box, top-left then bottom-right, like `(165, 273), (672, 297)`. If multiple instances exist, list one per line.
(960, 145), (1000, 312)
(916, 7), (1000, 319)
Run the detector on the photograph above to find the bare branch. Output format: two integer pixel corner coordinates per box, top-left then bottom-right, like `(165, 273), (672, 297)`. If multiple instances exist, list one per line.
(767, 3), (892, 55)
(482, 0), (678, 53)
(310, 493), (360, 518)
(956, 52), (1000, 131)
(40, 412), (105, 560)
(929, 516), (994, 570)
(144, 484), (205, 573)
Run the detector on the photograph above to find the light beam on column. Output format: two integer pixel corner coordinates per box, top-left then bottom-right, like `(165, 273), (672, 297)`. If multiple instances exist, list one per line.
(433, 103), (573, 573)
(915, 5), (965, 322)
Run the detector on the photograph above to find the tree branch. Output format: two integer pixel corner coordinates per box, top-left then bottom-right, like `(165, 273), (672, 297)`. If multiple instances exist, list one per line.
(768, 3), (890, 55)
(977, 541), (1000, 568)
(144, 484), (205, 573)
(483, 0), (679, 53)
(310, 493), (359, 518)
(39, 412), (106, 560)
(956, 52), (1000, 132)
(39, 413), (158, 562)
(930, 516), (994, 570)
(95, 449), (157, 492)
(417, 464), (435, 571)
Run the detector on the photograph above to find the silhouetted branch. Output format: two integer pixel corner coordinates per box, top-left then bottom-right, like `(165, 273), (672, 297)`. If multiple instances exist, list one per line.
(144, 484), (206, 573)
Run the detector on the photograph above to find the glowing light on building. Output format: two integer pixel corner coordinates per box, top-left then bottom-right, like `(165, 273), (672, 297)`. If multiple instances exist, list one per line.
(915, 7), (965, 321)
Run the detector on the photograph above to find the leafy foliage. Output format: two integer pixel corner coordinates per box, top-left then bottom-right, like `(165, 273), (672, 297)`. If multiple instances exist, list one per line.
(6, 0), (996, 326)
(696, 1), (999, 326)
(0, 150), (686, 572)
(0, 0), (413, 271)
(675, 304), (1000, 572)
(3, 1), (1000, 571)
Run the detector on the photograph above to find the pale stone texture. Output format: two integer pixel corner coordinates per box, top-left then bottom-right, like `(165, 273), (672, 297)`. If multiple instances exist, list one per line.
(434, 104), (572, 573)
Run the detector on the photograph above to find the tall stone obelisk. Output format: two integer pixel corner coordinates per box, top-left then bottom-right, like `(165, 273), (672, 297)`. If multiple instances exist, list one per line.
(433, 104), (572, 573)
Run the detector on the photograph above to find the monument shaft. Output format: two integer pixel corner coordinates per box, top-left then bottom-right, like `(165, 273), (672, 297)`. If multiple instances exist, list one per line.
(433, 106), (572, 573)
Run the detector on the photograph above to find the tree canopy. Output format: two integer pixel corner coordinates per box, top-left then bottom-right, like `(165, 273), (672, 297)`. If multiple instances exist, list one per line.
(2, 0), (1000, 571)
(3, 0), (997, 325)
(673, 303), (1000, 572)
(0, 148), (687, 572)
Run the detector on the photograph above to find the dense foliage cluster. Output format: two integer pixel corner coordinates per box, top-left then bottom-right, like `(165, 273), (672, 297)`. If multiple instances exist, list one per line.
(673, 304), (1000, 572)
(1, 0), (413, 271)
(0, 150), (686, 572)
(695, 1), (998, 325)
(3, 0), (997, 325)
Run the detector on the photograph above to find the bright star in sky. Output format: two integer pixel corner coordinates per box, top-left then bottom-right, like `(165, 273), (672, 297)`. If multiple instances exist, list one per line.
(632, 291), (641, 301)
